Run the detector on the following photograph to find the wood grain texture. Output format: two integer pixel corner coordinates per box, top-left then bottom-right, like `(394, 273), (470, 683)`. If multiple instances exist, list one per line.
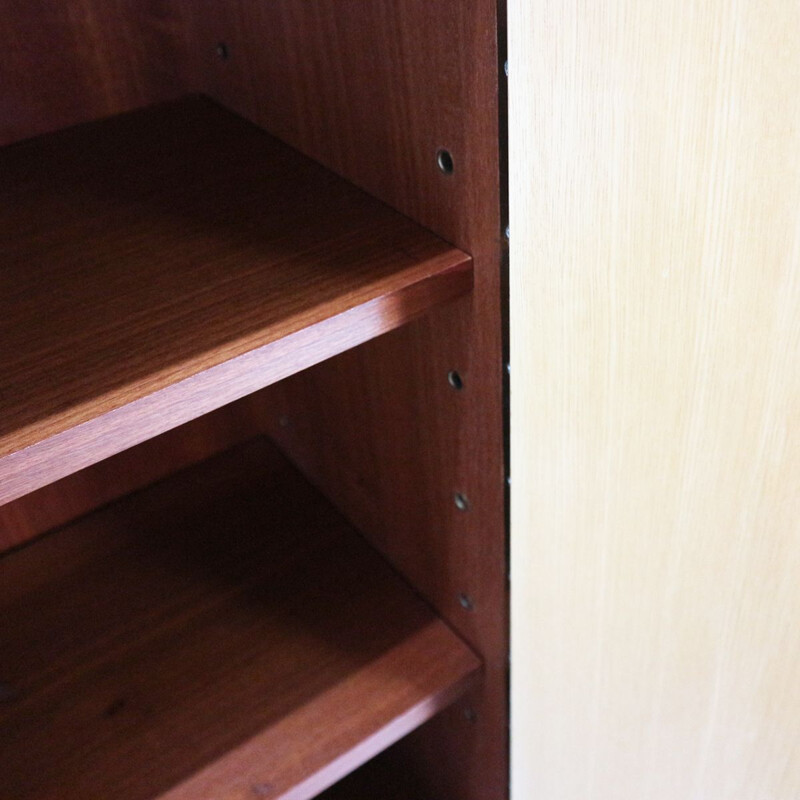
(0, 437), (480, 800)
(178, 5), (508, 798)
(0, 0), (185, 145)
(0, 95), (471, 504)
(0, 399), (265, 554)
(510, 2), (800, 798)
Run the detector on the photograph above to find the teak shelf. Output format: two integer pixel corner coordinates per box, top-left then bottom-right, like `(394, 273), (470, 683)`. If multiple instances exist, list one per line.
(0, 95), (472, 505)
(0, 438), (480, 800)
(1, 1), (507, 797)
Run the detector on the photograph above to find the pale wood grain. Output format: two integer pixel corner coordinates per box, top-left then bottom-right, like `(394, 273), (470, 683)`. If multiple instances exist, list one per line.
(510, 2), (800, 798)
(0, 438), (480, 800)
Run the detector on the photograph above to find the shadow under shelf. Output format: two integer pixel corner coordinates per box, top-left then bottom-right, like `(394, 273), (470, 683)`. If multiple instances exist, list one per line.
(0, 436), (480, 800)
(0, 94), (472, 504)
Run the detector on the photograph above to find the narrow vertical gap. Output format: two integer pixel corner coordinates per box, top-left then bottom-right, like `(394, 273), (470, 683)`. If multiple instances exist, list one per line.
(496, 1), (511, 798)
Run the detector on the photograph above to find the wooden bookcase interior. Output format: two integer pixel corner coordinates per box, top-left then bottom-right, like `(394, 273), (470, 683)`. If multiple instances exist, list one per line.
(0, 96), (472, 505)
(1, 439), (480, 799)
(0, 2), (506, 799)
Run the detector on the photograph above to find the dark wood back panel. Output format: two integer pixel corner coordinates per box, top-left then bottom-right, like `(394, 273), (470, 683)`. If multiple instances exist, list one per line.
(0, 0), (193, 540)
(180, 0), (495, 247)
(0, 0), (185, 145)
(1, 3), (506, 797)
(180, 4), (507, 799)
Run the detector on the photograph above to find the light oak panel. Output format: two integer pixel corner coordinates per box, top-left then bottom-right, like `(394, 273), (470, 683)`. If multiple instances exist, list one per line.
(510, 2), (800, 798)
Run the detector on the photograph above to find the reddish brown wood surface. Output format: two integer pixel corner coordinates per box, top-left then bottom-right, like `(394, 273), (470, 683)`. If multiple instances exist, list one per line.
(0, 0), (185, 146)
(0, 399), (265, 554)
(1, 3), (506, 796)
(181, 4), (508, 798)
(0, 437), (480, 800)
(0, 95), (472, 505)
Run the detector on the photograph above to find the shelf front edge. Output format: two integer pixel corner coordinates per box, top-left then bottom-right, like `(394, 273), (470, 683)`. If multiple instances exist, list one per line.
(0, 261), (471, 506)
(162, 634), (480, 800)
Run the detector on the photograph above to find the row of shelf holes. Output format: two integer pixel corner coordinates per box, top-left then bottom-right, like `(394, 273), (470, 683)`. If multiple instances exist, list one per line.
(215, 33), (476, 727)
(449, 369), (474, 624)
(451, 375), (477, 725)
(222, 45), (477, 670)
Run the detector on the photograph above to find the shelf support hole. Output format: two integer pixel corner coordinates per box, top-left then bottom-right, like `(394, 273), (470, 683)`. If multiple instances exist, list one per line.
(458, 593), (475, 611)
(447, 370), (464, 390)
(437, 148), (454, 175)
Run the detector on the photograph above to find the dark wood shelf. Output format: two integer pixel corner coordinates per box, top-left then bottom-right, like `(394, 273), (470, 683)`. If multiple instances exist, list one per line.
(0, 95), (472, 504)
(0, 437), (480, 800)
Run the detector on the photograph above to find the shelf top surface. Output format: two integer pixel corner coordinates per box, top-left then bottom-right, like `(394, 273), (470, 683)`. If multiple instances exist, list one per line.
(0, 95), (470, 465)
(0, 437), (480, 800)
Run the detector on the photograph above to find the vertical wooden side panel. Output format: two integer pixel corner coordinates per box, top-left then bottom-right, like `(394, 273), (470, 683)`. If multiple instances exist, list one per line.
(510, 2), (800, 798)
(179, 3), (507, 799)
(0, 0), (186, 145)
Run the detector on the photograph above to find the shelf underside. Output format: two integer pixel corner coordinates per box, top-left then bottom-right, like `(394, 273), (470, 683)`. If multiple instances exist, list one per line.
(0, 437), (480, 800)
(315, 744), (436, 800)
(0, 95), (472, 504)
